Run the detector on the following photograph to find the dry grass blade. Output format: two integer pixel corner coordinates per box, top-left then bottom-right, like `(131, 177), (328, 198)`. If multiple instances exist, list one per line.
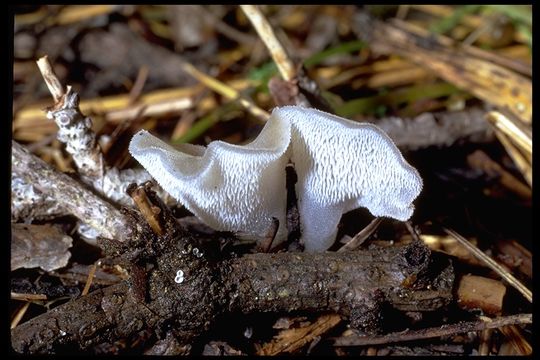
(179, 60), (269, 122)
(443, 228), (532, 302)
(10, 302), (31, 330)
(412, 5), (530, 45)
(338, 218), (382, 252)
(493, 129), (532, 187)
(13, 86), (202, 131)
(55, 5), (118, 25)
(478, 328), (493, 355)
(357, 17), (532, 124)
(498, 324), (532, 355)
(461, 43), (532, 77)
(413, 5), (484, 28)
(106, 98), (193, 123)
(11, 292), (48, 301)
(485, 111), (532, 158)
(81, 261), (99, 297)
(241, 5), (296, 81)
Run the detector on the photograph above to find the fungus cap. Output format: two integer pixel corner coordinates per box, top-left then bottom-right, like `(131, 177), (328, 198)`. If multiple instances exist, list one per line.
(273, 106), (423, 251)
(129, 106), (422, 252)
(128, 116), (291, 240)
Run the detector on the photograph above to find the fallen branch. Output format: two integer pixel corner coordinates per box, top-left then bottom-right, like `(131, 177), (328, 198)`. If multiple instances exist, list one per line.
(14, 57), (174, 242)
(12, 241), (454, 353)
(12, 141), (130, 244)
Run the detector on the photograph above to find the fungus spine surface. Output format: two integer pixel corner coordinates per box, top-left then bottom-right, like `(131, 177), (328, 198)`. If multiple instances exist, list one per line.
(128, 117), (291, 241)
(272, 106), (423, 252)
(129, 106), (422, 252)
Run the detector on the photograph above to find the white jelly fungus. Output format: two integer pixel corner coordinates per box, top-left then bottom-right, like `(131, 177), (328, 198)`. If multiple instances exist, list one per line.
(129, 106), (423, 252)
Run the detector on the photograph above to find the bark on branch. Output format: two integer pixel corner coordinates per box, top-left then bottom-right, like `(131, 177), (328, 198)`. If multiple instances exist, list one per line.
(11, 238), (454, 353)
(12, 141), (130, 244)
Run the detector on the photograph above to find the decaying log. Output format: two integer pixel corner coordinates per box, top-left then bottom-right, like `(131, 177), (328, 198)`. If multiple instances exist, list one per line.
(11, 238), (454, 353)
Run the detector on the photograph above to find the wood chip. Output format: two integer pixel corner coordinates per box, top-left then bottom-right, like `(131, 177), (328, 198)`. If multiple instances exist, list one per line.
(457, 274), (506, 315)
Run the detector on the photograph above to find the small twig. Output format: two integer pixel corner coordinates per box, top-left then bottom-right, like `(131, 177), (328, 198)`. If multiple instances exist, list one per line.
(128, 65), (149, 104)
(258, 218), (280, 253)
(128, 184), (164, 236)
(404, 221), (422, 243)
(36, 56), (105, 180)
(81, 261), (100, 297)
(338, 218), (382, 252)
(240, 5), (296, 81)
(443, 227), (532, 303)
(10, 302), (31, 330)
(333, 313), (532, 347)
(373, 107), (493, 151)
(241, 5), (332, 111)
(36, 56), (65, 102)
(11, 292), (48, 302)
